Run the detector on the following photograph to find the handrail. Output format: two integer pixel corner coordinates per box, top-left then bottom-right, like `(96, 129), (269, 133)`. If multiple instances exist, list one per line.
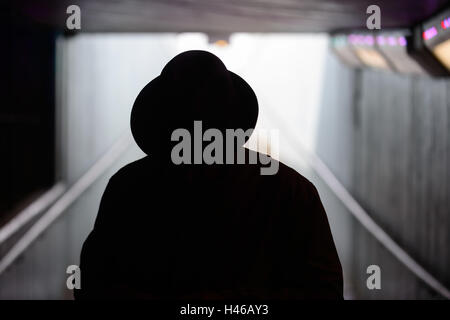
(262, 106), (450, 299)
(0, 182), (66, 245)
(307, 150), (450, 299)
(2, 116), (449, 299)
(0, 133), (133, 275)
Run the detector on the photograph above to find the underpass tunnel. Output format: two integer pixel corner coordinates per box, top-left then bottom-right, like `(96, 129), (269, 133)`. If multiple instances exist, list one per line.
(1, 1), (450, 300)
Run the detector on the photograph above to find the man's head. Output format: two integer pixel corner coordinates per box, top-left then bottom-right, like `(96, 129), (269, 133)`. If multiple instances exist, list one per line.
(130, 50), (259, 158)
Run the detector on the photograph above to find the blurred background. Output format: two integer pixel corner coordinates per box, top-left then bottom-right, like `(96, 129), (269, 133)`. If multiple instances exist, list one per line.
(1, 0), (450, 299)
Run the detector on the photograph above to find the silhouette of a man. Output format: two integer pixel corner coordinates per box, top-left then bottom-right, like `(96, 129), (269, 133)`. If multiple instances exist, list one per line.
(75, 50), (343, 299)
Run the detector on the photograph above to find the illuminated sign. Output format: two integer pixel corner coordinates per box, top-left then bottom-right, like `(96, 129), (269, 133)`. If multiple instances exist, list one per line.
(332, 29), (431, 75)
(374, 35), (406, 47)
(331, 34), (363, 67)
(423, 26), (438, 40)
(398, 36), (407, 46)
(354, 48), (389, 69)
(421, 8), (450, 72)
(432, 39), (450, 70)
(347, 31), (426, 74)
(376, 31), (425, 75)
(441, 17), (450, 29)
(347, 33), (391, 70)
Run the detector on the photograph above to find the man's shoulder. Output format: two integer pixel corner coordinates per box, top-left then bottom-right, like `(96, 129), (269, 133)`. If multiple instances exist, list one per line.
(108, 153), (317, 196)
(246, 149), (311, 182)
(277, 160), (312, 184)
(245, 148), (318, 200)
(275, 160), (318, 196)
(109, 156), (151, 182)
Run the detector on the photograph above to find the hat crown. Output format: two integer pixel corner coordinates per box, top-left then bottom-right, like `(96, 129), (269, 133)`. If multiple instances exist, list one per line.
(160, 51), (235, 126)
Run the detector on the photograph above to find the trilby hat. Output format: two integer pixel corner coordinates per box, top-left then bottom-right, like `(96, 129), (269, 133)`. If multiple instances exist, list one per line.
(130, 50), (259, 156)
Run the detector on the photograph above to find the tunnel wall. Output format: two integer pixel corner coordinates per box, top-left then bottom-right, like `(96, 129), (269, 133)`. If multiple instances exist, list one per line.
(315, 48), (450, 298)
(0, 9), (55, 217)
(55, 34), (175, 183)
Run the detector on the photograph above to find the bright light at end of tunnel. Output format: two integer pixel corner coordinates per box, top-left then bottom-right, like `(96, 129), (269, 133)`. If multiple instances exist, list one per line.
(175, 33), (233, 63)
(176, 33), (209, 52)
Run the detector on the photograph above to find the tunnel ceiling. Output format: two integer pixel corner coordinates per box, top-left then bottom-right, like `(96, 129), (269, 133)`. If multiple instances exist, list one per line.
(13, 0), (450, 33)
